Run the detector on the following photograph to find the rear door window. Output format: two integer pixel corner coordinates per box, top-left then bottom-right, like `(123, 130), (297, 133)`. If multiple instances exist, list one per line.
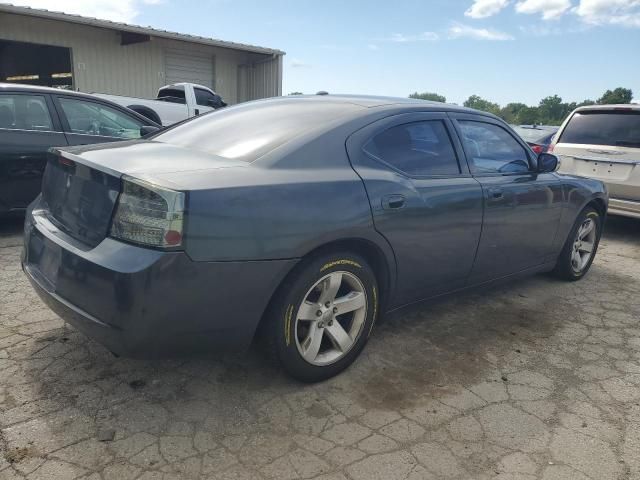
(458, 121), (531, 174)
(363, 120), (461, 176)
(58, 97), (144, 139)
(0, 93), (53, 131)
(559, 111), (640, 148)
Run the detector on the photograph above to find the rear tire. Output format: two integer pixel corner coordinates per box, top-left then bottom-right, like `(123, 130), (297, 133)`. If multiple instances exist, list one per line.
(265, 252), (379, 382)
(553, 206), (602, 281)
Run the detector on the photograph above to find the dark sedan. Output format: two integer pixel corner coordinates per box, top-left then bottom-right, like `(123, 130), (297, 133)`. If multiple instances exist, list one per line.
(0, 83), (160, 215)
(511, 125), (559, 154)
(22, 95), (607, 382)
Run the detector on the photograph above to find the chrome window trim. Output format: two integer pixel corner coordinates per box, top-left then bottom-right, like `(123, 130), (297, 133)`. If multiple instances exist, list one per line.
(65, 131), (140, 140)
(0, 126), (62, 134)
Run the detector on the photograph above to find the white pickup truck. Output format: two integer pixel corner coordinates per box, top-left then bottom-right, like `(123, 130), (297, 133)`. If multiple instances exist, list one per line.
(94, 82), (226, 126)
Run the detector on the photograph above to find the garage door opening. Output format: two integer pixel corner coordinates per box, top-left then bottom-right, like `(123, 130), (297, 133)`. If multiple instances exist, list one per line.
(0, 39), (73, 89)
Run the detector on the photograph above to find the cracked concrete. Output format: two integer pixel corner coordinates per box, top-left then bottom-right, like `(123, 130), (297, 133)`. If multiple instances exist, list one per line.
(0, 216), (639, 480)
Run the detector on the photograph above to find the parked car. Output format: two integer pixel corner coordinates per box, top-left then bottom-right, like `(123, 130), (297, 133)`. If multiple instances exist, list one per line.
(550, 104), (640, 219)
(22, 95), (607, 382)
(0, 83), (160, 216)
(511, 125), (558, 154)
(94, 83), (227, 126)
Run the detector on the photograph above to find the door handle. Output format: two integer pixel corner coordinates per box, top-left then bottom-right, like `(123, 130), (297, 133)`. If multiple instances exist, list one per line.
(488, 188), (503, 201)
(382, 194), (406, 210)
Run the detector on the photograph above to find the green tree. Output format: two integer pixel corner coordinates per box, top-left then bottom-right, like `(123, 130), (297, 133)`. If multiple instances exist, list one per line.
(409, 91), (447, 103)
(499, 102), (528, 124)
(463, 95), (500, 115)
(537, 95), (566, 125)
(597, 87), (633, 104)
(517, 106), (540, 125)
(577, 99), (596, 107)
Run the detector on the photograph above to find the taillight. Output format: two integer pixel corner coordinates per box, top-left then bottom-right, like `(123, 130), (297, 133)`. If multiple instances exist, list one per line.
(547, 143), (554, 153)
(531, 144), (543, 154)
(58, 156), (75, 167)
(109, 176), (185, 248)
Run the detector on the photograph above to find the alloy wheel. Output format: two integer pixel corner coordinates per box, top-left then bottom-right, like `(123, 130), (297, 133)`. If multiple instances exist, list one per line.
(294, 271), (367, 366)
(571, 217), (597, 273)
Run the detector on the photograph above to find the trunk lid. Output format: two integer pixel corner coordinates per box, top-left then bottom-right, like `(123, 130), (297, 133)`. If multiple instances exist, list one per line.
(40, 141), (246, 248)
(41, 151), (120, 248)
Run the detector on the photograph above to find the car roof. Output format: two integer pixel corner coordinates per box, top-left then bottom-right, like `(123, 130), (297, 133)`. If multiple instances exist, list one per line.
(0, 82), (109, 100)
(254, 94), (494, 117)
(574, 104), (640, 112)
(160, 83), (216, 94)
(0, 82), (160, 126)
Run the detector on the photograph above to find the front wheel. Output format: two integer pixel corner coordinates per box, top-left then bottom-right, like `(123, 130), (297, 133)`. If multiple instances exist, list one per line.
(553, 206), (602, 281)
(266, 253), (379, 382)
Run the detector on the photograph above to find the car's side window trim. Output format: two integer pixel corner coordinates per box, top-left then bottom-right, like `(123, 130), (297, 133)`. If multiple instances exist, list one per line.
(0, 91), (63, 134)
(447, 113), (537, 176)
(360, 115), (469, 179)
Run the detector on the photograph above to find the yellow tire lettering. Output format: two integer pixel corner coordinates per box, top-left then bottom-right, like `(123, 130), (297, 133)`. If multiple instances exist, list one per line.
(285, 304), (293, 346)
(320, 259), (361, 272)
(368, 286), (378, 337)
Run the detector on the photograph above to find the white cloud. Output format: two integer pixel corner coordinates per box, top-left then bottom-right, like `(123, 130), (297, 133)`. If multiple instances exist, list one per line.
(448, 22), (514, 40)
(4, 0), (163, 23)
(465, 0), (510, 18)
(368, 44), (379, 50)
(290, 59), (311, 68)
(575, 0), (640, 27)
(386, 32), (439, 42)
(515, 0), (572, 19)
(519, 22), (590, 34)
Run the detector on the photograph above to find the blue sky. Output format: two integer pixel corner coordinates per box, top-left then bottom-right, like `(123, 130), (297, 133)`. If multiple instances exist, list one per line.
(9, 0), (640, 105)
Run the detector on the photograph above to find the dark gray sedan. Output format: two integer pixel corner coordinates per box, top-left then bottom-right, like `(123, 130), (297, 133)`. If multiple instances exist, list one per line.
(22, 95), (607, 381)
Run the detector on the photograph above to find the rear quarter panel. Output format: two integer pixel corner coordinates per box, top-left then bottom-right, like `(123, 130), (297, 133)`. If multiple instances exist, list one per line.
(177, 128), (394, 266)
(552, 174), (608, 255)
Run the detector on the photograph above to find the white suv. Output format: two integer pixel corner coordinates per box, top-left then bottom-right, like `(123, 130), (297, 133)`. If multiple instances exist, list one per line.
(551, 104), (640, 219)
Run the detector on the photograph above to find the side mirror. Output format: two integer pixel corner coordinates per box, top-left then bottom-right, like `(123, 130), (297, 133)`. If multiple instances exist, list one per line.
(537, 153), (558, 173)
(140, 125), (160, 137)
(207, 96), (227, 108)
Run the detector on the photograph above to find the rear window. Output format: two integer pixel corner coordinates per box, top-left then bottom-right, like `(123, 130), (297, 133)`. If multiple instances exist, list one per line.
(154, 100), (361, 162)
(157, 88), (186, 104)
(559, 111), (640, 148)
(512, 126), (557, 144)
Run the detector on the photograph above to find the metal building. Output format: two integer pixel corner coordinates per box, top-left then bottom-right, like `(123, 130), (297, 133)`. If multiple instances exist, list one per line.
(0, 4), (284, 104)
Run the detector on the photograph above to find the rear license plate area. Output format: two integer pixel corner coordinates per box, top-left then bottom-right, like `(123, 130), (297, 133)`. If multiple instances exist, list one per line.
(575, 160), (633, 181)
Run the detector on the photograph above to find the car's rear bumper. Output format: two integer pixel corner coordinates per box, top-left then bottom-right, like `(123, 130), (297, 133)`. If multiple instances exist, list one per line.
(21, 205), (297, 357)
(608, 198), (640, 219)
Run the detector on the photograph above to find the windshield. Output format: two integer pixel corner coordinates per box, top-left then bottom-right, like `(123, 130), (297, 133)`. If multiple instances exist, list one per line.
(559, 111), (640, 148)
(154, 100), (362, 162)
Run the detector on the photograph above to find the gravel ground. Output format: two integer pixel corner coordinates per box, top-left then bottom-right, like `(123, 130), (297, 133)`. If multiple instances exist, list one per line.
(0, 216), (639, 480)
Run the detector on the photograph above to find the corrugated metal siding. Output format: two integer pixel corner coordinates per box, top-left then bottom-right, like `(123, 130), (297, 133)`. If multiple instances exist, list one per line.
(0, 12), (282, 104)
(215, 51), (241, 105)
(238, 55), (282, 102)
(164, 48), (214, 88)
